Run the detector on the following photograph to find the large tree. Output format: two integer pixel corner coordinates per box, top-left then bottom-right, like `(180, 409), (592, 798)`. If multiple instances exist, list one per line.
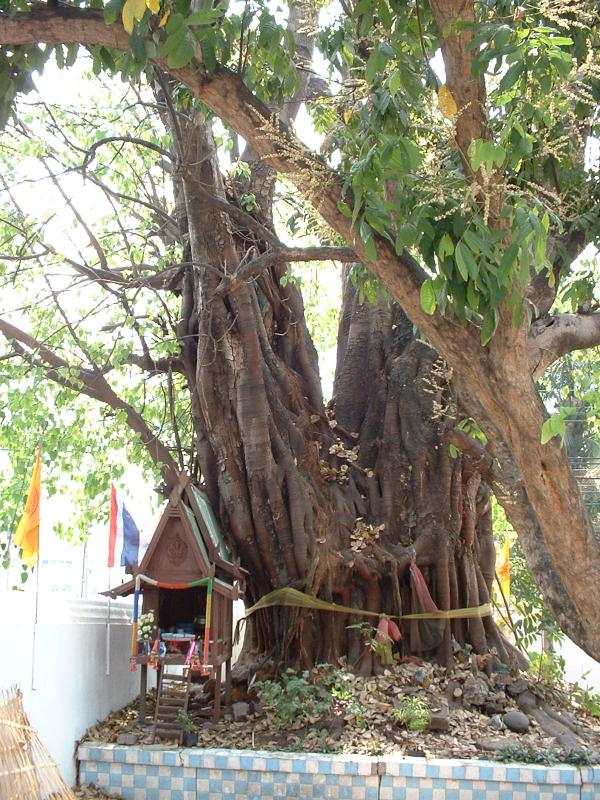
(0, 0), (599, 667)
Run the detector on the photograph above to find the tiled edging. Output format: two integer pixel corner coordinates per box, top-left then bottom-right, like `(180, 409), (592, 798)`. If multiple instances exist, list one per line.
(78, 743), (598, 800)
(381, 756), (582, 800)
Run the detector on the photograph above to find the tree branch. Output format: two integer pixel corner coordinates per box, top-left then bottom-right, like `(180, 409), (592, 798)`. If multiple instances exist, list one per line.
(442, 428), (495, 478)
(126, 352), (185, 375)
(41, 156), (110, 271)
(0, 315), (181, 489)
(529, 312), (600, 378)
(214, 245), (357, 296)
(81, 134), (171, 170)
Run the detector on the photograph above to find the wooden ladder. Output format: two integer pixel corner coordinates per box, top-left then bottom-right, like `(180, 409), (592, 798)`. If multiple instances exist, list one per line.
(152, 669), (192, 745)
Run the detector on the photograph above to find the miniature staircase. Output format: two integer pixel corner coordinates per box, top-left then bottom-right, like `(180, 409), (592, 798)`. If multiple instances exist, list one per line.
(152, 669), (192, 745)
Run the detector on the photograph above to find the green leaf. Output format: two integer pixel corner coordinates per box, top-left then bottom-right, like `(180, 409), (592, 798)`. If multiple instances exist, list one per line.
(353, 0), (376, 16)
(359, 220), (377, 262)
(420, 278), (437, 315)
(104, 0), (123, 24)
(395, 224), (417, 252)
(364, 235), (377, 262)
(548, 36), (573, 47)
(166, 12), (186, 34)
(167, 31), (197, 69)
(466, 280), (479, 311)
(365, 46), (389, 84)
(438, 233), (454, 261)
(65, 43), (79, 68)
(388, 70), (401, 96)
(0, 69), (12, 97)
(541, 415), (565, 445)
(399, 137), (422, 171)
(377, 0), (392, 30)
(468, 139), (506, 173)
(258, 14), (280, 48)
(534, 231), (547, 270)
(200, 35), (217, 73)
(187, 6), (224, 25)
(455, 241), (478, 281)
(498, 242), (519, 287)
(499, 61), (525, 92)
(480, 309), (498, 346)
(462, 229), (482, 254)
(55, 44), (64, 69)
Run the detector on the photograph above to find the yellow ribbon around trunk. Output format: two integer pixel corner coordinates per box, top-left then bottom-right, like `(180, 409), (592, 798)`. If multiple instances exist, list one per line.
(245, 587), (491, 621)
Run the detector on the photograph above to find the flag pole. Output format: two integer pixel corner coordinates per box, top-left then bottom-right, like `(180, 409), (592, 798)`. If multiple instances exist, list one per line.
(30, 440), (42, 692)
(106, 565), (112, 677)
(107, 482), (116, 677)
(80, 539), (87, 597)
(30, 555), (40, 691)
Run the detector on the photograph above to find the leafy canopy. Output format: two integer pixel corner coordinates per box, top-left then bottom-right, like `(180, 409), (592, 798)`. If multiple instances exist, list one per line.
(1, 0), (599, 343)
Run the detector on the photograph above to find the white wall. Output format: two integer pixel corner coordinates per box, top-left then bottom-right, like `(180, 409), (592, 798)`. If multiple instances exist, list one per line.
(558, 637), (600, 690)
(0, 591), (152, 786)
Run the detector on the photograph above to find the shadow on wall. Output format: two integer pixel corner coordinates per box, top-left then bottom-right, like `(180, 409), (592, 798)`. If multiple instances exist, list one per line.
(0, 591), (152, 786)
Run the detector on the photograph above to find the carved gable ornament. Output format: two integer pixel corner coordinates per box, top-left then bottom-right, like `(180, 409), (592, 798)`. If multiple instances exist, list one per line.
(167, 531), (188, 566)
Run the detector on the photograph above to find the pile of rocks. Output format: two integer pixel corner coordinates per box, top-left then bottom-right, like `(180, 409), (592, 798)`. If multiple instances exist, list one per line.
(83, 657), (600, 762)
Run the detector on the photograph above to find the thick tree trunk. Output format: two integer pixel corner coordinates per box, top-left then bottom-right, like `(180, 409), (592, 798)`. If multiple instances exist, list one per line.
(167, 116), (513, 670)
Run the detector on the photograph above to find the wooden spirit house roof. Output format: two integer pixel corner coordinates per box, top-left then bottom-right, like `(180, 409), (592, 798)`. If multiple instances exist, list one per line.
(105, 481), (244, 599)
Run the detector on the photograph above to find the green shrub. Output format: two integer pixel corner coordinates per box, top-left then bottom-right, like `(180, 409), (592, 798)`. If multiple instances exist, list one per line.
(391, 696), (430, 732)
(257, 669), (332, 730)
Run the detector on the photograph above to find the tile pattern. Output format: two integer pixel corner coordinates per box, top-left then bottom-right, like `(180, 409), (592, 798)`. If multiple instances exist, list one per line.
(78, 744), (596, 800)
(580, 766), (600, 800)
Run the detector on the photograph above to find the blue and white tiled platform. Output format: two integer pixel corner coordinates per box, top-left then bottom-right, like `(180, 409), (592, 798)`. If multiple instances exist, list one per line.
(77, 743), (600, 800)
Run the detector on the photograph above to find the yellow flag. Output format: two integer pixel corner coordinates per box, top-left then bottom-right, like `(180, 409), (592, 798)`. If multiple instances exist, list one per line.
(13, 448), (41, 568)
(497, 539), (510, 599)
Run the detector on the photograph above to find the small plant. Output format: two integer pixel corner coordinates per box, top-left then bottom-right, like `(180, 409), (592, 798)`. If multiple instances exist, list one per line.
(239, 193), (260, 212)
(495, 745), (556, 765)
(229, 160), (251, 180)
(560, 750), (596, 766)
(347, 621), (399, 666)
(571, 681), (600, 719)
(528, 650), (566, 690)
(177, 710), (198, 734)
(256, 669), (332, 730)
(392, 696), (431, 732)
(496, 746), (599, 766)
(313, 664), (368, 730)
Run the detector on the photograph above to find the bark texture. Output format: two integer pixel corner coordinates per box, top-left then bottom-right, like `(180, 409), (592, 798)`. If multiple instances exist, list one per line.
(165, 104), (515, 668)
